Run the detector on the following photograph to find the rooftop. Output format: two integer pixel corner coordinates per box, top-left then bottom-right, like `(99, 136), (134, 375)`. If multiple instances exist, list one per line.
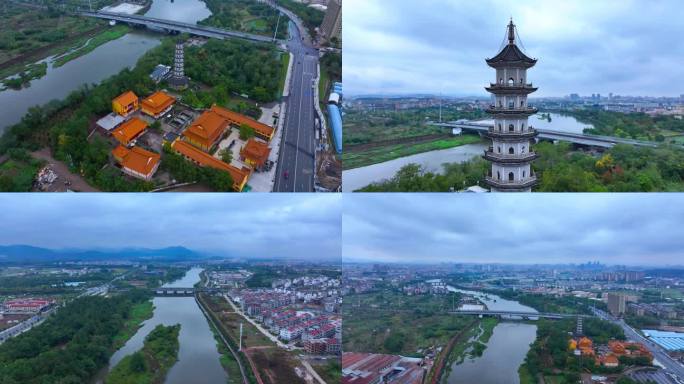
(185, 110), (229, 142)
(171, 140), (250, 191)
(211, 105), (274, 139)
(112, 145), (160, 176)
(142, 91), (176, 111)
(113, 90), (138, 106)
(112, 117), (148, 144)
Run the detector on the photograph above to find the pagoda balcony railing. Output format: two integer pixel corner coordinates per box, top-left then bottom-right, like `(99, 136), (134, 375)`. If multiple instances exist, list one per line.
(486, 128), (537, 140)
(485, 106), (538, 114)
(485, 173), (538, 189)
(484, 149), (538, 163)
(489, 82), (534, 88)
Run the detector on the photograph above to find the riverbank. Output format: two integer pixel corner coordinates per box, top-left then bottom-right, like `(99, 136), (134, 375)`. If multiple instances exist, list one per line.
(343, 134), (483, 170)
(112, 300), (154, 350)
(52, 25), (131, 68)
(106, 324), (181, 384)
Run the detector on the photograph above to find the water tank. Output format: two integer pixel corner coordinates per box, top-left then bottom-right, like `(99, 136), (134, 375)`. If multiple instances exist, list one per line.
(327, 104), (342, 154)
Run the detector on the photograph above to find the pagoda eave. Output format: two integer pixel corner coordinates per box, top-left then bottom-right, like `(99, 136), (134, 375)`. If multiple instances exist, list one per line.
(484, 176), (538, 191)
(485, 86), (538, 95)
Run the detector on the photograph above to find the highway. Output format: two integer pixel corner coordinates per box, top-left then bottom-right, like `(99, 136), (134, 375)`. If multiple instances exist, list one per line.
(593, 308), (684, 381)
(272, 3), (319, 192)
(79, 11), (279, 44)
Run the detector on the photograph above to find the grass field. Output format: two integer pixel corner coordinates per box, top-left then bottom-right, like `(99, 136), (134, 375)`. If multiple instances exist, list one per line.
(343, 135), (483, 170)
(343, 290), (473, 356)
(313, 359), (341, 384)
(278, 52), (290, 98)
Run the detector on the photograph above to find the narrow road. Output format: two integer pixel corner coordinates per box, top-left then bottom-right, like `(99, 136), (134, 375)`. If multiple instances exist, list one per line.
(223, 294), (289, 349)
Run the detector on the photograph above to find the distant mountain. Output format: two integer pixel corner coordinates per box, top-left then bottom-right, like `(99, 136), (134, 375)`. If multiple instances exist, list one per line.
(0, 245), (207, 263)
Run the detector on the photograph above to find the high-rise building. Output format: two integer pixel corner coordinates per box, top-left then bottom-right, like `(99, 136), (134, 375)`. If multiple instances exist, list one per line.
(607, 293), (626, 316)
(320, 0), (342, 43)
(483, 19), (539, 192)
(169, 40), (188, 90)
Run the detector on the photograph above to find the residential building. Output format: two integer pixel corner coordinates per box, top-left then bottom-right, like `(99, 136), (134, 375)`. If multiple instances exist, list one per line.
(607, 293), (626, 316)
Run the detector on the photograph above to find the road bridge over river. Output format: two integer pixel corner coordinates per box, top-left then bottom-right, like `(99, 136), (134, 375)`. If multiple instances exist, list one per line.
(79, 11), (281, 45)
(432, 121), (660, 149)
(450, 310), (593, 320)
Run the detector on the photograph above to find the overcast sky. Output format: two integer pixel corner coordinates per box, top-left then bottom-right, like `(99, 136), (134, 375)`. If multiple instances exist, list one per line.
(343, 194), (684, 266)
(344, 0), (684, 97)
(0, 194), (341, 260)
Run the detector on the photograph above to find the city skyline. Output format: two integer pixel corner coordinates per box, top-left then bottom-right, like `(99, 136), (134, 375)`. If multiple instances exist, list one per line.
(343, 194), (684, 266)
(0, 194), (341, 259)
(344, 0), (684, 97)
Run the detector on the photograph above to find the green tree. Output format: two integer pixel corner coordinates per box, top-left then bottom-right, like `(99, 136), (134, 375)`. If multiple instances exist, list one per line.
(239, 124), (255, 140)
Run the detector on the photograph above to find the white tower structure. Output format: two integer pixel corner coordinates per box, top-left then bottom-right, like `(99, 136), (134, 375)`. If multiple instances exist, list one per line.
(483, 19), (539, 192)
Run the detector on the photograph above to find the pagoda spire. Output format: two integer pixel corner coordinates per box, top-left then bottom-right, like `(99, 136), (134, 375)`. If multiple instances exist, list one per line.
(508, 18), (515, 45)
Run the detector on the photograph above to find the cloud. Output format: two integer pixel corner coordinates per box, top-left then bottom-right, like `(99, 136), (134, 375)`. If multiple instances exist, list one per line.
(342, 194), (684, 266)
(0, 194), (341, 260)
(344, 0), (684, 97)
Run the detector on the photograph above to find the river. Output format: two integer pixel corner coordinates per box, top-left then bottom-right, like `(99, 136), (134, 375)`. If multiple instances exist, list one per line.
(342, 113), (593, 191)
(0, 0), (211, 134)
(342, 143), (487, 192)
(99, 267), (228, 384)
(446, 287), (538, 384)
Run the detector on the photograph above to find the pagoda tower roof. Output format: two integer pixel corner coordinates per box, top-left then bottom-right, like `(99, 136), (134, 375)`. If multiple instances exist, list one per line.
(486, 19), (537, 68)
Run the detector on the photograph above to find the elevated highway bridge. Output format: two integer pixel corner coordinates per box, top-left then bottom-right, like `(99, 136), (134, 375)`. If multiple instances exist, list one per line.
(431, 121), (660, 149)
(449, 310), (593, 320)
(79, 11), (283, 46)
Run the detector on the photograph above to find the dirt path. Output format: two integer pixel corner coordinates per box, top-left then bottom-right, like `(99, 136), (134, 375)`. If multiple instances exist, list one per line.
(31, 148), (99, 192)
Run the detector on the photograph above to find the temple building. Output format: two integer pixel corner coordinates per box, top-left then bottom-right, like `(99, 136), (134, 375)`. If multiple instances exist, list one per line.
(141, 91), (176, 119)
(240, 138), (271, 170)
(112, 117), (148, 146)
(483, 19), (539, 192)
(210, 105), (275, 142)
(182, 109), (229, 152)
(171, 140), (251, 192)
(112, 145), (160, 181)
(112, 91), (139, 117)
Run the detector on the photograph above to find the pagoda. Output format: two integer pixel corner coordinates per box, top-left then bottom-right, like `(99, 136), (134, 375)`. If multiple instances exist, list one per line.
(169, 40), (189, 90)
(483, 19), (539, 192)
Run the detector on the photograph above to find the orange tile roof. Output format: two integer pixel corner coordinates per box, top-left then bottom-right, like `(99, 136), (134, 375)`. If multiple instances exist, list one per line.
(210, 105), (274, 140)
(602, 355), (619, 365)
(171, 140), (250, 191)
(184, 110), (228, 147)
(241, 139), (271, 167)
(112, 145), (129, 161)
(112, 117), (148, 145)
(113, 91), (138, 107)
(142, 91), (176, 115)
(112, 145), (160, 177)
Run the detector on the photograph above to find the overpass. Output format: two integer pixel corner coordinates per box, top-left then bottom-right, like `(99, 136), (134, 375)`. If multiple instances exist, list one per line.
(450, 310), (593, 320)
(431, 121), (660, 149)
(79, 11), (282, 46)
